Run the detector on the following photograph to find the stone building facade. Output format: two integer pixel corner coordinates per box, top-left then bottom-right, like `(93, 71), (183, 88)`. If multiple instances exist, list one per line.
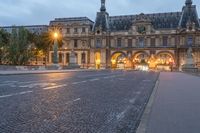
(48, 0), (200, 70)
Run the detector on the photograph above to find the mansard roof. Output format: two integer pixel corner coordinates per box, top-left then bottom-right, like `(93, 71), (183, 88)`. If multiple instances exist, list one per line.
(108, 12), (182, 31)
(50, 17), (94, 26)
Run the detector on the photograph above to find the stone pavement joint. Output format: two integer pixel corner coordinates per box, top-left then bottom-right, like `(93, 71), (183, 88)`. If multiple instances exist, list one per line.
(136, 79), (160, 133)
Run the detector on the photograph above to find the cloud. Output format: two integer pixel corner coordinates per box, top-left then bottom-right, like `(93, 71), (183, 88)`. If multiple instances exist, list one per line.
(0, 0), (199, 26)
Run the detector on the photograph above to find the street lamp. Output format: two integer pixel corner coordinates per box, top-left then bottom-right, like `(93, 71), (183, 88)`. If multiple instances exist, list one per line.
(53, 32), (59, 65)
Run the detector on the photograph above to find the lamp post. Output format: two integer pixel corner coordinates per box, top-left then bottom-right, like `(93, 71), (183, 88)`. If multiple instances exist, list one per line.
(53, 32), (59, 65)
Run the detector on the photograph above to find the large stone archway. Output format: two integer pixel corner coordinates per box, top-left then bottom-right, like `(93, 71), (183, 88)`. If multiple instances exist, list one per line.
(132, 51), (150, 70)
(156, 51), (175, 71)
(111, 51), (127, 69)
(132, 51), (150, 64)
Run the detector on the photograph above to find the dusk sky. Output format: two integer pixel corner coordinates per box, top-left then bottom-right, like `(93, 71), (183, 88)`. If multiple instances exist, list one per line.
(0, 0), (199, 26)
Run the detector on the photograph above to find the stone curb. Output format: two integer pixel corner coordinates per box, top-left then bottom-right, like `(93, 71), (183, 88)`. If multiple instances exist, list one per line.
(136, 73), (160, 133)
(0, 69), (97, 76)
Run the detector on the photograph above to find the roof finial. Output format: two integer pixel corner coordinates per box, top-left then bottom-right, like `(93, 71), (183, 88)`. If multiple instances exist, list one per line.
(185, 0), (192, 6)
(100, 0), (106, 12)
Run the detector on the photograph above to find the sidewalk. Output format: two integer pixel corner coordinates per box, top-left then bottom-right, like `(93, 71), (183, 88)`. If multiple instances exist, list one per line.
(137, 72), (200, 133)
(0, 69), (91, 75)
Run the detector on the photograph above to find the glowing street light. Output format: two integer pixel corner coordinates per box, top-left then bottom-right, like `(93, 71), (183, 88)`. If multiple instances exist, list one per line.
(54, 32), (58, 39)
(53, 31), (59, 64)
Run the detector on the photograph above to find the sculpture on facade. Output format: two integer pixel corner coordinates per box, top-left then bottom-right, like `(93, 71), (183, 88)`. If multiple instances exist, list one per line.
(182, 47), (198, 72)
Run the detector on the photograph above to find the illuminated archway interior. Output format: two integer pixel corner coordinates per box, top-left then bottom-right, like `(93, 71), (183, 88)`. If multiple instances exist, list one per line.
(111, 53), (126, 69)
(95, 52), (101, 69)
(156, 53), (174, 65)
(133, 53), (149, 64)
(133, 52), (150, 71)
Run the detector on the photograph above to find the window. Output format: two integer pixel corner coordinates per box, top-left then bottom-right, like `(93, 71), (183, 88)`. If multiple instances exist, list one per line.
(163, 36), (168, 46)
(187, 36), (193, 46)
(74, 28), (78, 33)
(151, 38), (156, 47)
(96, 39), (101, 48)
(74, 40), (78, 48)
(66, 28), (70, 34)
(81, 53), (86, 64)
(139, 37), (144, 47)
(66, 53), (70, 63)
(128, 39), (132, 48)
(59, 53), (63, 63)
(117, 38), (122, 47)
(82, 27), (86, 33)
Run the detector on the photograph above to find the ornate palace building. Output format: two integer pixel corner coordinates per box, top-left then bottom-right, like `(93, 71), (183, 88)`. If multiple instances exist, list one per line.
(3, 0), (199, 70)
(48, 0), (200, 70)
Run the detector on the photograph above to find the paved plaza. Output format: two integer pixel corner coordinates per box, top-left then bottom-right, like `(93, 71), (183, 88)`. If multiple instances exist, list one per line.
(142, 72), (200, 133)
(0, 70), (158, 133)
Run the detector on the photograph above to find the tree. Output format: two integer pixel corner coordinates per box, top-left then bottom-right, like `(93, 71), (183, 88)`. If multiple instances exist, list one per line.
(0, 29), (10, 64)
(33, 31), (63, 65)
(7, 27), (34, 65)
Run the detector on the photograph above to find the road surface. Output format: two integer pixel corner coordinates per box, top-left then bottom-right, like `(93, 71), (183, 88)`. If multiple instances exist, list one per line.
(0, 70), (158, 133)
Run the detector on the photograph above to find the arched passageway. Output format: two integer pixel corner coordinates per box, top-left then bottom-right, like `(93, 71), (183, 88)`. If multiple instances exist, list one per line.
(111, 52), (127, 69)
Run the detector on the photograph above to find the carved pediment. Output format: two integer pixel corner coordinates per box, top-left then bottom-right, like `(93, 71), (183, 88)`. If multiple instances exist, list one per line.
(134, 13), (151, 23)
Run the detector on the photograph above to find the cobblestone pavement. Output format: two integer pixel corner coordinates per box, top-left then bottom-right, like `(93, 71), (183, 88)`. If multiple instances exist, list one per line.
(0, 70), (158, 133)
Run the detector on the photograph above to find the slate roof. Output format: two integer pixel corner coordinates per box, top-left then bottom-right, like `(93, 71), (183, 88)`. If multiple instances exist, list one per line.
(179, 5), (200, 28)
(108, 12), (182, 31)
(93, 0), (200, 32)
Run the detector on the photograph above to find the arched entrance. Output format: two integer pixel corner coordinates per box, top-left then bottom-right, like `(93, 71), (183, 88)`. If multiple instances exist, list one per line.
(156, 51), (175, 71)
(132, 51), (150, 71)
(95, 52), (101, 69)
(111, 52), (127, 69)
